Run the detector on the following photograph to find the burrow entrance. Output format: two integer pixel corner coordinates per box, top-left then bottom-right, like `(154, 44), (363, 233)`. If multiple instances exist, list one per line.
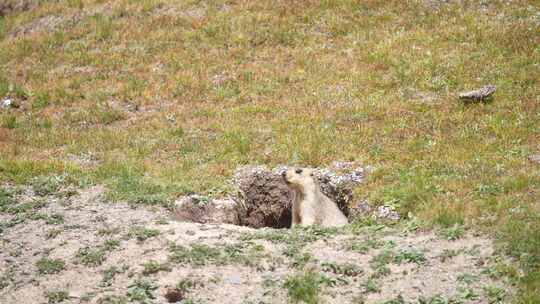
(172, 164), (362, 229)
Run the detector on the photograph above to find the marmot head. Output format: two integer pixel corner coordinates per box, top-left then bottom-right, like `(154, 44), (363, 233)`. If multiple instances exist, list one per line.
(282, 167), (316, 192)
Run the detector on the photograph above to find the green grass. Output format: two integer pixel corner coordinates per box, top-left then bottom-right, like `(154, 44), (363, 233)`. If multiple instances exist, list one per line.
(0, 1), (538, 301)
(36, 257), (65, 275)
(168, 242), (266, 267)
(394, 248), (427, 265)
(45, 290), (69, 304)
(127, 226), (160, 242)
(361, 278), (380, 294)
(283, 271), (325, 304)
(100, 266), (125, 287)
(141, 260), (171, 275)
(76, 239), (120, 267)
(126, 279), (157, 304)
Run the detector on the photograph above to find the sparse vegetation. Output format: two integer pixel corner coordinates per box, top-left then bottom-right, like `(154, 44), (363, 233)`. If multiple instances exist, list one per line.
(439, 225), (465, 241)
(31, 175), (64, 196)
(168, 242), (265, 267)
(45, 290), (69, 304)
(126, 279), (157, 304)
(394, 248), (426, 265)
(36, 257), (65, 275)
(345, 237), (385, 254)
(0, 0), (537, 303)
(369, 248), (394, 277)
(361, 278), (379, 294)
(76, 239), (120, 267)
(321, 262), (363, 277)
(100, 266), (125, 287)
(141, 260), (171, 275)
(483, 286), (506, 304)
(284, 271), (325, 304)
(127, 226), (160, 242)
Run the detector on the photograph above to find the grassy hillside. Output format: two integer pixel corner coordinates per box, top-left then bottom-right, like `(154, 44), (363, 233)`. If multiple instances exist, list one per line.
(0, 0), (538, 302)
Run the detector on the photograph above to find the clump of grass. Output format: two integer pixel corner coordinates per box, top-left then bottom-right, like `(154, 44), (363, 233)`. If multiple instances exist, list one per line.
(76, 239), (120, 267)
(127, 226), (160, 242)
(168, 244), (222, 266)
(283, 271), (324, 304)
(439, 224), (465, 241)
(100, 266), (128, 287)
(499, 211), (540, 303)
(31, 175), (64, 196)
(0, 188), (16, 212)
(45, 290), (69, 304)
(321, 262), (363, 277)
(36, 257), (65, 275)
(457, 287), (478, 301)
(283, 244), (312, 269)
(76, 247), (106, 267)
(141, 260), (171, 275)
(369, 248), (394, 277)
(483, 286), (506, 304)
(168, 242), (265, 267)
(103, 239), (120, 251)
(394, 248), (426, 265)
(345, 237), (385, 253)
(361, 278), (380, 293)
(1, 115), (18, 129)
(44, 214), (65, 225)
(5, 199), (47, 214)
(32, 91), (50, 110)
(457, 273), (478, 285)
(126, 279), (157, 303)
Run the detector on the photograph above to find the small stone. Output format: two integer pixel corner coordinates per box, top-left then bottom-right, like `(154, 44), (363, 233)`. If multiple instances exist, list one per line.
(528, 154), (540, 164)
(374, 205), (400, 221)
(458, 84), (496, 101)
(1, 98), (13, 109)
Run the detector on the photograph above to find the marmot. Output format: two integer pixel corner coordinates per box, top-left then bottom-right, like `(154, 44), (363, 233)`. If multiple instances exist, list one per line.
(282, 167), (348, 228)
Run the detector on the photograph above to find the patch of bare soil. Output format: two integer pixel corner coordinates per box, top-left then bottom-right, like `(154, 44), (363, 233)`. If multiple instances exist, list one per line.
(0, 186), (511, 303)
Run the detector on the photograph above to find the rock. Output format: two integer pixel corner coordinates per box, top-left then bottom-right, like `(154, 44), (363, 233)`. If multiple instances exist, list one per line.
(172, 195), (239, 225)
(458, 85), (496, 102)
(1, 98), (13, 109)
(528, 154), (540, 164)
(374, 205), (400, 221)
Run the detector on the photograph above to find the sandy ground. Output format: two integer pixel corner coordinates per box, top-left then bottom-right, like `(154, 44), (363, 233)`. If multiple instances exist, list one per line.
(0, 186), (510, 304)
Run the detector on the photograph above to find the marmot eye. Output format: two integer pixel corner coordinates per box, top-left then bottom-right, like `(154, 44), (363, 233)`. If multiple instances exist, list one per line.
(295, 168), (303, 174)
